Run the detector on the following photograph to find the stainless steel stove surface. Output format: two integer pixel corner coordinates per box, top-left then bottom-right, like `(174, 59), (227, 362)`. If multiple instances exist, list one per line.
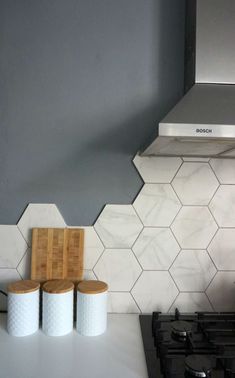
(139, 309), (235, 378)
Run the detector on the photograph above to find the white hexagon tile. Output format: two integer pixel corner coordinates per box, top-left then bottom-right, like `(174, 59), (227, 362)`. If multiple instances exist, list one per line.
(131, 271), (179, 313)
(208, 229), (235, 270)
(94, 205), (143, 248)
(17, 248), (31, 279)
(206, 272), (235, 311)
(83, 227), (104, 269)
(210, 158), (235, 184)
(169, 293), (213, 313)
(0, 269), (21, 310)
(132, 228), (180, 270)
(0, 225), (28, 268)
(94, 249), (142, 291)
(1, 155), (235, 314)
(171, 207), (217, 249)
(133, 184), (181, 227)
(108, 292), (140, 314)
(17, 204), (66, 245)
(170, 250), (217, 292)
(172, 162), (219, 205)
(133, 155), (182, 183)
(209, 186), (235, 227)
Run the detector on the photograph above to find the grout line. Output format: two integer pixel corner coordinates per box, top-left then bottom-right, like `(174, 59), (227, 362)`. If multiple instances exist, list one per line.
(207, 205), (220, 229)
(131, 247), (144, 271)
(129, 268), (143, 293)
(167, 291), (180, 313)
(130, 292), (142, 314)
(169, 158), (184, 184)
(168, 270), (181, 293)
(204, 269), (218, 292)
(130, 270), (143, 293)
(209, 160), (222, 184)
(168, 247), (181, 271)
(131, 203), (145, 228)
(16, 224), (30, 247)
(204, 291), (216, 312)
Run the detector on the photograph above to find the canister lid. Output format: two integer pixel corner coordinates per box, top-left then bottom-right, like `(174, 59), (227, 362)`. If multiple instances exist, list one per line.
(8, 280), (40, 294)
(42, 279), (74, 294)
(77, 280), (108, 294)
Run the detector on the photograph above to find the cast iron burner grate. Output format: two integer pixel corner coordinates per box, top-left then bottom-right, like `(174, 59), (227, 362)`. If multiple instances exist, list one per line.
(140, 309), (235, 378)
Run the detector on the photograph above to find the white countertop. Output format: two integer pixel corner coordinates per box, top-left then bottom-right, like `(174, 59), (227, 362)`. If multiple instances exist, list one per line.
(0, 314), (148, 378)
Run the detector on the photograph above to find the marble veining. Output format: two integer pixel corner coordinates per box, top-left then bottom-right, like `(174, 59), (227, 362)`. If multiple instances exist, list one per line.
(1, 155), (235, 313)
(210, 158), (235, 184)
(208, 228), (235, 270)
(132, 271), (179, 313)
(133, 155), (182, 183)
(169, 292), (213, 313)
(108, 292), (140, 313)
(132, 228), (180, 270)
(171, 206), (218, 249)
(94, 205), (143, 248)
(94, 249), (142, 291)
(170, 249), (217, 292)
(209, 185), (235, 227)
(172, 162), (219, 205)
(133, 184), (181, 227)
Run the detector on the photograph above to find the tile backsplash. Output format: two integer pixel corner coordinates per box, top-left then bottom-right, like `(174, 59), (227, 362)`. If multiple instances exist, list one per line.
(1, 155), (235, 313)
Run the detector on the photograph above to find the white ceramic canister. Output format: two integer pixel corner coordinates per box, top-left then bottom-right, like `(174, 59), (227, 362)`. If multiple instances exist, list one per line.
(76, 280), (108, 336)
(42, 280), (74, 336)
(7, 280), (40, 337)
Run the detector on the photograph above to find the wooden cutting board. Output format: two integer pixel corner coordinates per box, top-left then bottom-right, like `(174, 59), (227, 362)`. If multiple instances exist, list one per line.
(31, 228), (84, 283)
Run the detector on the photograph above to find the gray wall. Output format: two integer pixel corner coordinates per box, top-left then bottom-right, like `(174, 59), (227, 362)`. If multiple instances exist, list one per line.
(0, 0), (185, 225)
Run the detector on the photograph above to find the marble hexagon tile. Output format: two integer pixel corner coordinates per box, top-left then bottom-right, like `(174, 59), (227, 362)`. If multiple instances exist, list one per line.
(210, 158), (235, 184)
(94, 249), (142, 291)
(131, 271), (179, 313)
(17, 204), (66, 245)
(170, 250), (217, 292)
(172, 162), (219, 205)
(171, 206), (218, 249)
(0, 225), (28, 268)
(169, 293), (213, 313)
(209, 186), (235, 227)
(83, 270), (97, 280)
(17, 248), (31, 279)
(206, 272), (235, 311)
(108, 292), (140, 313)
(94, 205), (143, 248)
(0, 269), (21, 310)
(132, 228), (180, 270)
(133, 184), (181, 227)
(133, 155), (182, 183)
(208, 229), (235, 270)
(82, 226), (104, 270)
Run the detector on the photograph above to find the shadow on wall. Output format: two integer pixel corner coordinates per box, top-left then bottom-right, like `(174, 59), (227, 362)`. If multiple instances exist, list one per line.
(0, 0), (185, 226)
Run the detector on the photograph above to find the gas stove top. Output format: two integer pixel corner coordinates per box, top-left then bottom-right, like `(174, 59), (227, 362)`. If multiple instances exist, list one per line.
(140, 310), (235, 377)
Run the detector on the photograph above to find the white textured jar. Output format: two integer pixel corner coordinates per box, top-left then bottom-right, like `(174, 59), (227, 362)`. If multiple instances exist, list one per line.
(76, 280), (108, 336)
(7, 280), (40, 337)
(42, 280), (74, 337)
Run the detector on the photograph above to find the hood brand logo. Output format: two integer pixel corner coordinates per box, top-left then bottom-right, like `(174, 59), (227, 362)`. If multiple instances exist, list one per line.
(196, 128), (212, 133)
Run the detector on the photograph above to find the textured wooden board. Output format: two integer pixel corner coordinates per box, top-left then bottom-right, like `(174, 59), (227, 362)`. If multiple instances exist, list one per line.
(31, 228), (84, 283)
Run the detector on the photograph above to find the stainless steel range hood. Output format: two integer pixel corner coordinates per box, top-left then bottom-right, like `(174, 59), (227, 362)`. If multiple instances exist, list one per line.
(142, 0), (235, 158)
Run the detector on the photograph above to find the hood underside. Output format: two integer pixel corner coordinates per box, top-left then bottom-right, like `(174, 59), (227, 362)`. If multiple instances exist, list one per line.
(142, 83), (235, 157)
(142, 0), (235, 158)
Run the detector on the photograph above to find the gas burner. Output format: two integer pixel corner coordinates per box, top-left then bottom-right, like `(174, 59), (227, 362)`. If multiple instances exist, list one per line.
(171, 320), (192, 338)
(185, 355), (212, 378)
(140, 310), (235, 378)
